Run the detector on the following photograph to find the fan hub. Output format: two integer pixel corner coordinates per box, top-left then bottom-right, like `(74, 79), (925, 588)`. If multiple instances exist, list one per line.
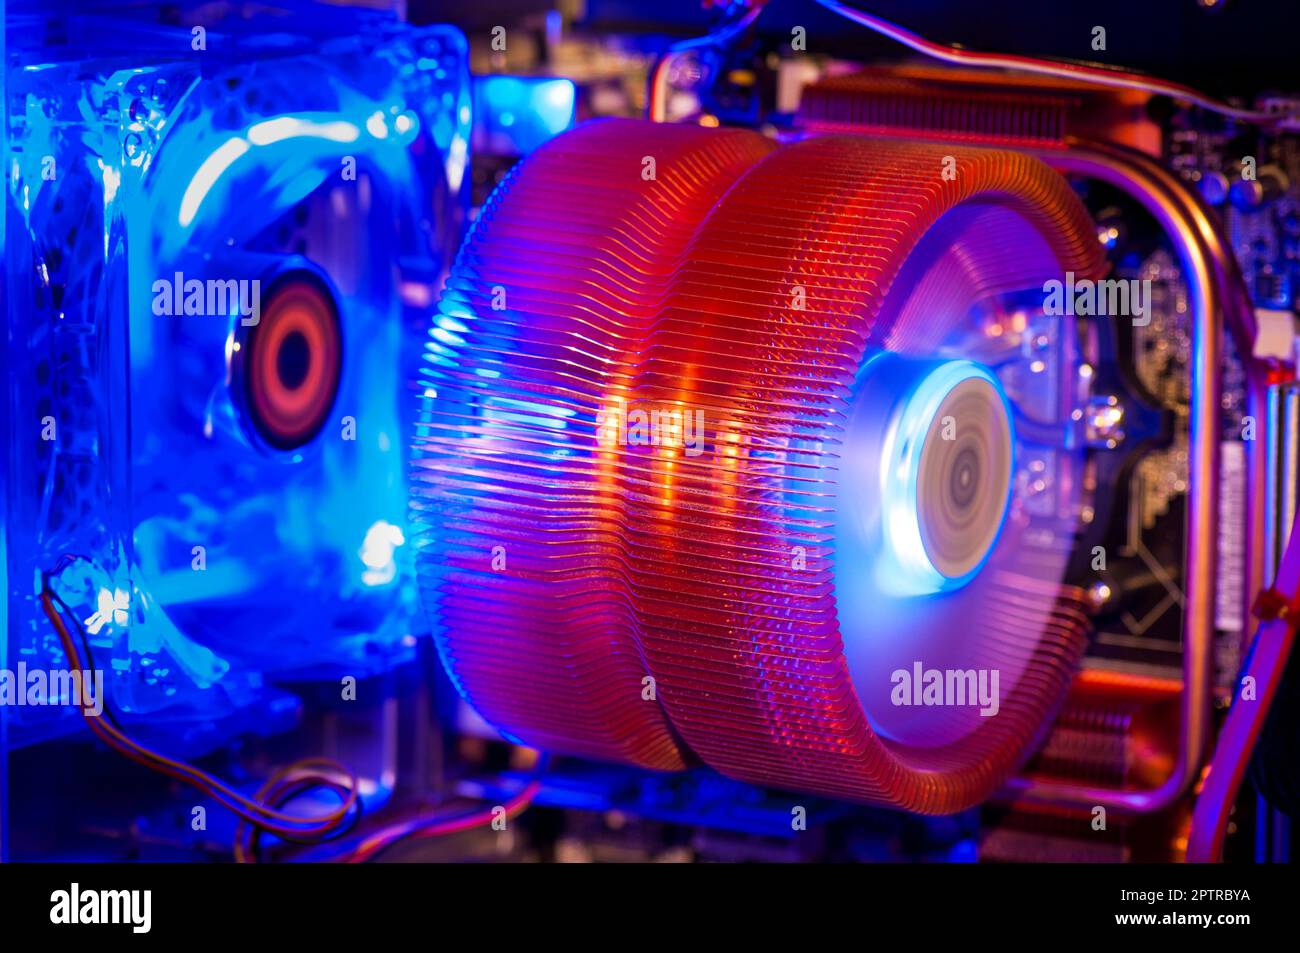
(856, 356), (1015, 596)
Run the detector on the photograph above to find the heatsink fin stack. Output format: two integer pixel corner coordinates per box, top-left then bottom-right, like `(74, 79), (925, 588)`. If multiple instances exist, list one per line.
(413, 118), (1106, 811)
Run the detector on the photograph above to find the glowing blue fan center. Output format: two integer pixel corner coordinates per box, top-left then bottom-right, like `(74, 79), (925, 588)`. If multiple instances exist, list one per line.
(876, 358), (1014, 596)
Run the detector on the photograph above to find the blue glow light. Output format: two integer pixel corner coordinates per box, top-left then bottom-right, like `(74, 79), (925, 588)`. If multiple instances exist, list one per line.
(179, 137), (249, 227)
(474, 75), (576, 155)
(877, 360), (1014, 597)
(177, 113), (391, 228)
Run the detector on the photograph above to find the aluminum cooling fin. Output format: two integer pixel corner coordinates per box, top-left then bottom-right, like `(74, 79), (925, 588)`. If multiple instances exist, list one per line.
(412, 120), (776, 769)
(413, 119), (1106, 811)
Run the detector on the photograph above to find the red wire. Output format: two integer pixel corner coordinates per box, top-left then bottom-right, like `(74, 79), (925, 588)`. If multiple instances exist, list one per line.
(41, 570), (539, 863)
(340, 777), (544, 863)
(40, 586), (359, 840)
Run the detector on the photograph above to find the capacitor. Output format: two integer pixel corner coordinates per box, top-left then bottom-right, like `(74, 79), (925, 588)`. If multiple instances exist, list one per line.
(1230, 165), (1288, 211)
(1199, 169), (1230, 206)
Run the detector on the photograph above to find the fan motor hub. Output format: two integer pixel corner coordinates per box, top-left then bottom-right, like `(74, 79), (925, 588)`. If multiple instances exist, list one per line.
(864, 356), (1015, 595)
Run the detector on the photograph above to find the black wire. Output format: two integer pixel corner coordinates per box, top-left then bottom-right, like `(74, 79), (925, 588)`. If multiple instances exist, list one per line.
(238, 777), (365, 861)
(42, 562), (362, 857)
(341, 754), (552, 864)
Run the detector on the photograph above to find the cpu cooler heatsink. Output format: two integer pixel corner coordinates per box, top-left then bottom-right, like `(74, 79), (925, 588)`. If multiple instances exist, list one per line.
(5, 14), (470, 745)
(414, 119), (1106, 812)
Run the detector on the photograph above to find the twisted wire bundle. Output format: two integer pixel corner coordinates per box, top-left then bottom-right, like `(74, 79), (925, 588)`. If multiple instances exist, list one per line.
(413, 119), (1105, 812)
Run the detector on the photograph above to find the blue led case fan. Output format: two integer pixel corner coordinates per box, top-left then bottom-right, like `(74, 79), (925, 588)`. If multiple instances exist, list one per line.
(3, 9), (470, 748)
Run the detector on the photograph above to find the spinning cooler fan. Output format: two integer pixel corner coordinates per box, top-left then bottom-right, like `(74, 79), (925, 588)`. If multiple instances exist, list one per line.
(414, 119), (1106, 811)
(4, 12), (470, 742)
